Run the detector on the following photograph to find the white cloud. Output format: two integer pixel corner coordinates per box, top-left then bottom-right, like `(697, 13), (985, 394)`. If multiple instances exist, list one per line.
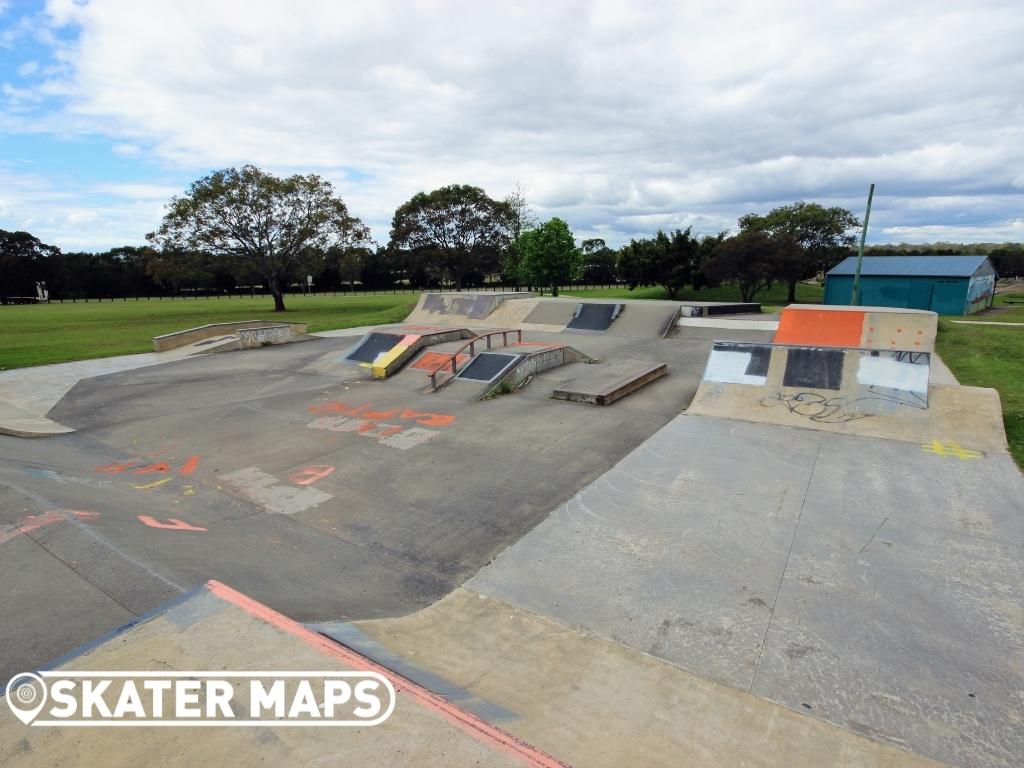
(110, 142), (140, 156)
(4, 0), (1024, 249)
(0, 167), (167, 250)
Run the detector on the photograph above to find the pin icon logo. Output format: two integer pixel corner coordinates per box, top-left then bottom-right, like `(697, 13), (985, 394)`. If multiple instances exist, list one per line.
(6, 673), (47, 725)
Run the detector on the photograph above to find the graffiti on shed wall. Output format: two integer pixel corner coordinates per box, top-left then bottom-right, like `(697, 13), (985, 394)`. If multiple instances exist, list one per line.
(965, 274), (995, 314)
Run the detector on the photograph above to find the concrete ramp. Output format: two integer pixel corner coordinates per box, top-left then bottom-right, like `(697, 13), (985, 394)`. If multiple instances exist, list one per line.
(344, 326), (476, 378)
(566, 302), (621, 331)
(689, 341), (1006, 451)
(0, 581), (559, 767)
(405, 292), (534, 326)
(481, 346), (595, 398)
(774, 305), (937, 352)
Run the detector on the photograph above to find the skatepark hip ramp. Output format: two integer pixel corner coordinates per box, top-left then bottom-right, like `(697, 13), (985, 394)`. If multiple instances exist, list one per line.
(688, 340), (1007, 452)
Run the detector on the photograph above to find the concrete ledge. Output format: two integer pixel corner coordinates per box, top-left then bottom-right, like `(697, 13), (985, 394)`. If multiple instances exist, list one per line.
(0, 400), (74, 437)
(153, 320), (308, 351)
(553, 361), (668, 405)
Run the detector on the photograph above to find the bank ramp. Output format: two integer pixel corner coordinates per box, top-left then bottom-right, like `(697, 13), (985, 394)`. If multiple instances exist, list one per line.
(689, 340), (1006, 451)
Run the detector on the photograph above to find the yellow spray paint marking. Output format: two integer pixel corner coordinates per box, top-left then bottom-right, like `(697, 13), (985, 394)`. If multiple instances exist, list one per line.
(133, 476), (174, 490)
(921, 440), (984, 460)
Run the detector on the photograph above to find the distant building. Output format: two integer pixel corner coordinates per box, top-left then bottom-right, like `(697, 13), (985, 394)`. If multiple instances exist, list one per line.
(824, 255), (997, 315)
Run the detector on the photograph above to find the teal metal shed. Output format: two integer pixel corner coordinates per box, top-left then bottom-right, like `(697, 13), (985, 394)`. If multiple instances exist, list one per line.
(824, 255), (997, 315)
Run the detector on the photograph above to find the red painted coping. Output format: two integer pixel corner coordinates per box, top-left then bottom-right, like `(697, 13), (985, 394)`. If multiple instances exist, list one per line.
(205, 580), (569, 768)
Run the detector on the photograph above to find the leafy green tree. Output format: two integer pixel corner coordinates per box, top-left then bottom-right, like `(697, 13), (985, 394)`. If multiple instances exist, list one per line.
(739, 201), (858, 303)
(512, 217), (582, 297)
(388, 184), (512, 291)
(580, 238), (618, 284)
(616, 227), (705, 299)
(147, 165), (368, 311)
(703, 230), (792, 302)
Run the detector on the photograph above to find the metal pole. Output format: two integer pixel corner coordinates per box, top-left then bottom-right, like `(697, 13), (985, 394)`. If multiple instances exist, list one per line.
(851, 183), (875, 305)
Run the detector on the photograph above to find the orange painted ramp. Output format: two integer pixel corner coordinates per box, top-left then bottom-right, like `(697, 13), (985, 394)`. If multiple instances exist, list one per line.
(774, 308), (864, 348)
(410, 351), (469, 371)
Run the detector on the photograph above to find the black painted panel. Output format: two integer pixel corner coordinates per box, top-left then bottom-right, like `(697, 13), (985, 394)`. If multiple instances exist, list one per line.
(782, 347), (844, 390)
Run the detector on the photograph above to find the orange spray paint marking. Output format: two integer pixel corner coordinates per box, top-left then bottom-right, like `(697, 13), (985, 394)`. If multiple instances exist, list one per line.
(133, 476), (174, 490)
(95, 460), (145, 474)
(0, 509), (99, 545)
(178, 455), (201, 476)
(364, 408), (399, 421)
(137, 516), (207, 532)
(288, 465), (336, 486)
(134, 461), (171, 475)
(401, 409), (455, 428)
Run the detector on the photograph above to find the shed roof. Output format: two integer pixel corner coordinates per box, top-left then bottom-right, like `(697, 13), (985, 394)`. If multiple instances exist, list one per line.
(827, 255), (991, 278)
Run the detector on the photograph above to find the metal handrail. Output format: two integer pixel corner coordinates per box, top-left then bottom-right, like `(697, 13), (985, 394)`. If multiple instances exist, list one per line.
(427, 328), (523, 390)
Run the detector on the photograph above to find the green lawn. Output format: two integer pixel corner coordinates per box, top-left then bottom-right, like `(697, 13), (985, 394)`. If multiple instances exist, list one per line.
(0, 293), (417, 370)
(561, 282), (824, 308)
(935, 292), (1024, 468)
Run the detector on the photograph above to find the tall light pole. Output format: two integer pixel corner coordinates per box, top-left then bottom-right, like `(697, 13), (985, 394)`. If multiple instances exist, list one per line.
(851, 183), (874, 305)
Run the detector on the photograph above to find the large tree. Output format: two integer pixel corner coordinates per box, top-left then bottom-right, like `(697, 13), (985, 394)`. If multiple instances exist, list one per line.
(147, 165), (368, 311)
(739, 201), (858, 303)
(703, 229), (793, 302)
(388, 184), (512, 291)
(580, 238), (618, 284)
(512, 217), (582, 296)
(616, 227), (705, 300)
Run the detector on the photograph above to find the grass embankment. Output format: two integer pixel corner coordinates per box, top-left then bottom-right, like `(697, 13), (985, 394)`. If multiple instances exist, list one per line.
(0, 294), (417, 370)
(935, 292), (1024, 468)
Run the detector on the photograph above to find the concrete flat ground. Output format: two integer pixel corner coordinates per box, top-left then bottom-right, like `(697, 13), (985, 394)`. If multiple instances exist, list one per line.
(467, 414), (1024, 768)
(0, 325), (769, 684)
(1, 308), (1020, 768)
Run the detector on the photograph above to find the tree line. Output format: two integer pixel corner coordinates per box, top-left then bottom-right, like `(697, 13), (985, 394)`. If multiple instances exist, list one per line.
(3, 165), (1022, 309)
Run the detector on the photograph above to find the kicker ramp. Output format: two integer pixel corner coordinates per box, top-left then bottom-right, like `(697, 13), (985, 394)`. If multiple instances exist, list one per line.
(775, 305), (937, 353)
(689, 341), (1006, 452)
(345, 326), (477, 378)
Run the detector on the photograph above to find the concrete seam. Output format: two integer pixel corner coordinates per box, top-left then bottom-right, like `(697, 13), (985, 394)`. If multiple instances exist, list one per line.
(748, 436), (823, 693)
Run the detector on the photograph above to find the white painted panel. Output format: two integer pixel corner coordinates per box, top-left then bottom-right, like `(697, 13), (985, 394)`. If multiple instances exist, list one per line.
(856, 355), (929, 396)
(704, 350), (767, 386)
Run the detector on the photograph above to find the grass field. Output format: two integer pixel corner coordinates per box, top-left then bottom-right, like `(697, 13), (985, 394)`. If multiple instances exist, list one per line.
(935, 292), (1024, 468)
(0, 294), (417, 370)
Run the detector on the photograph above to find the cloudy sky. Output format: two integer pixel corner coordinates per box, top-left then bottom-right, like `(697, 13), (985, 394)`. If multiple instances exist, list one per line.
(1, 0), (1022, 252)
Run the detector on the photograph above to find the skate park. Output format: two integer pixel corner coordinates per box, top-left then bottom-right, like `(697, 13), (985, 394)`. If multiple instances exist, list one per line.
(1, 292), (1022, 768)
